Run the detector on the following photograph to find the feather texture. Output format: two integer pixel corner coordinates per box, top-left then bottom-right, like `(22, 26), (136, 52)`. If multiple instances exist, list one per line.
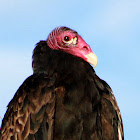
(0, 74), (56, 140)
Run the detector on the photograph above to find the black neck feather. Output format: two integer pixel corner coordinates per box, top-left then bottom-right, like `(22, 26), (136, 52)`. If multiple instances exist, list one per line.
(32, 41), (95, 83)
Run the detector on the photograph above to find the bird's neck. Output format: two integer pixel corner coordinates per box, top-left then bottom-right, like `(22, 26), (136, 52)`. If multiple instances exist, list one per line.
(32, 41), (95, 83)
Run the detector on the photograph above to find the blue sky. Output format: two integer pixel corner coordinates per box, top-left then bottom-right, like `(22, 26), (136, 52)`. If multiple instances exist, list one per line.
(0, 0), (140, 139)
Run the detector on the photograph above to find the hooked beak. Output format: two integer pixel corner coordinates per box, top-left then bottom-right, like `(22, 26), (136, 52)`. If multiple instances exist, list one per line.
(85, 52), (98, 68)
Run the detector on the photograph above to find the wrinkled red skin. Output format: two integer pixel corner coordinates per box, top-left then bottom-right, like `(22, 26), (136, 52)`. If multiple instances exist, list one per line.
(47, 28), (93, 62)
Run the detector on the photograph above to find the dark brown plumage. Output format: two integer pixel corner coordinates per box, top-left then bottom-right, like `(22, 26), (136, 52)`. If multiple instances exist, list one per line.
(0, 27), (124, 140)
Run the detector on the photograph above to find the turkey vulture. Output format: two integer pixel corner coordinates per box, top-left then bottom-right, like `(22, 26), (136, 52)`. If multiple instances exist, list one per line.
(0, 27), (124, 140)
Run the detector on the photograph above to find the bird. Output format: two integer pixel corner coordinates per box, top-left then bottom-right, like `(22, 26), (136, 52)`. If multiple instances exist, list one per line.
(0, 26), (124, 140)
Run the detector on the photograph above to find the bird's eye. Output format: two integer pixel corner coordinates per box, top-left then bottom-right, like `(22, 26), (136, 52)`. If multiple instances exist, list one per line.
(64, 36), (70, 41)
(63, 36), (74, 45)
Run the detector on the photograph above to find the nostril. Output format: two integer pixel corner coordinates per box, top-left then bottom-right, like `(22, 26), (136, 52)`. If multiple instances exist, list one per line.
(82, 46), (89, 53)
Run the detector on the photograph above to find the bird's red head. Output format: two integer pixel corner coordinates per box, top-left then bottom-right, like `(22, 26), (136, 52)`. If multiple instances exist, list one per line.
(47, 27), (98, 67)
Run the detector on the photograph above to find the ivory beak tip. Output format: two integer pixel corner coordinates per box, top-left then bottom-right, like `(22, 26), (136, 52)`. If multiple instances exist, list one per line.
(85, 52), (98, 68)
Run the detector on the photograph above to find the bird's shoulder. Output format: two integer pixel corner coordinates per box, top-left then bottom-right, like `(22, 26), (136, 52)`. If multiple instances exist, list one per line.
(93, 74), (124, 140)
(0, 73), (56, 140)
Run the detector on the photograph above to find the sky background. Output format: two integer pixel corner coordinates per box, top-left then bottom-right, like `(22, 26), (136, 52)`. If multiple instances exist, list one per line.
(0, 0), (140, 139)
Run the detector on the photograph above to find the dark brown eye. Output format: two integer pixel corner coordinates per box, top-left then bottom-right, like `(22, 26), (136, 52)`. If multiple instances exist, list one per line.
(64, 36), (70, 41)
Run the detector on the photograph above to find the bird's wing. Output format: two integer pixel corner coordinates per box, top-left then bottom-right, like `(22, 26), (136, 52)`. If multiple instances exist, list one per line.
(94, 74), (124, 140)
(0, 74), (56, 140)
